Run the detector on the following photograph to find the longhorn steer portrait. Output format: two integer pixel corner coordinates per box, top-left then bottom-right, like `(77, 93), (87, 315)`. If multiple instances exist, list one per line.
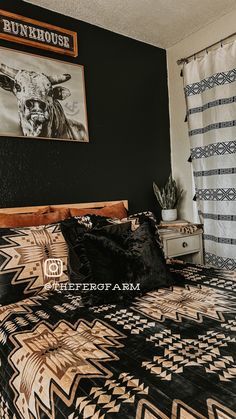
(0, 49), (88, 142)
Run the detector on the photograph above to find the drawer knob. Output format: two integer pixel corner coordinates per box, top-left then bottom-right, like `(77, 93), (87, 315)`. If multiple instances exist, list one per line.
(182, 241), (188, 248)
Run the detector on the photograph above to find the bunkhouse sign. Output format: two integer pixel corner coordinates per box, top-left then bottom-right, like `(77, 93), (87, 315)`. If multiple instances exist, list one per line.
(0, 10), (78, 57)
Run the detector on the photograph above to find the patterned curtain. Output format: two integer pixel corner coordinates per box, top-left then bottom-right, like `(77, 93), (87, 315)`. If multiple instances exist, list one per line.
(183, 42), (236, 270)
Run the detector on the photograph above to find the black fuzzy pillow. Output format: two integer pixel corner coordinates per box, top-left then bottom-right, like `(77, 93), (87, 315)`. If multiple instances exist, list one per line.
(61, 214), (112, 248)
(61, 216), (131, 285)
(81, 220), (172, 306)
(61, 215), (172, 306)
(82, 231), (133, 306)
(124, 221), (172, 290)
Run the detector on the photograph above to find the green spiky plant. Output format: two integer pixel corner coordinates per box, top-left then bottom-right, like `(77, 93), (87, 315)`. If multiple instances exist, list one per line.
(153, 174), (183, 209)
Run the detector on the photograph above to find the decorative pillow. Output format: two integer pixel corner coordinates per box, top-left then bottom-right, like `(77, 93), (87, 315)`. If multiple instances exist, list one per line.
(69, 202), (127, 219)
(82, 235), (131, 306)
(61, 214), (172, 306)
(0, 208), (70, 228)
(108, 210), (163, 250)
(81, 221), (172, 306)
(61, 215), (112, 246)
(62, 219), (132, 285)
(124, 220), (172, 290)
(60, 215), (123, 284)
(0, 223), (69, 306)
(122, 210), (161, 237)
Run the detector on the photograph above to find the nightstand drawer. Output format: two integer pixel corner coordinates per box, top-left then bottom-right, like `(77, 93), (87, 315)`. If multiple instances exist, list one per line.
(166, 234), (200, 257)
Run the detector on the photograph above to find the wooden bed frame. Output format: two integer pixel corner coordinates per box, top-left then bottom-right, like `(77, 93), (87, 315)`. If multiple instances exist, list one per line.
(0, 200), (129, 214)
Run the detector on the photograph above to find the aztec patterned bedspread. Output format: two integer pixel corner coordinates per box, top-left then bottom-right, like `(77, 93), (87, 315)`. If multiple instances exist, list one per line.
(0, 262), (236, 419)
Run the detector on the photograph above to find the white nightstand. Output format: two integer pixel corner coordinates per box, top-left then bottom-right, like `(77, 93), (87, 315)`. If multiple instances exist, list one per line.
(159, 229), (204, 264)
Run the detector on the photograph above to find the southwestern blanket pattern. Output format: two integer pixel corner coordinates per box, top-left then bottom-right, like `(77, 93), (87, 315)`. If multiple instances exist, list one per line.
(0, 262), (236, 418)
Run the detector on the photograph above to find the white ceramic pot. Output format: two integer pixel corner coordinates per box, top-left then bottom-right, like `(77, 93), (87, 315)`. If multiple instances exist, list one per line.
(161, 208), (177, 221)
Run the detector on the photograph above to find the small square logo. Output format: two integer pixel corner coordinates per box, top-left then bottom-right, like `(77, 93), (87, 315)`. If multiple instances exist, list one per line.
(44, 258), (63, 277)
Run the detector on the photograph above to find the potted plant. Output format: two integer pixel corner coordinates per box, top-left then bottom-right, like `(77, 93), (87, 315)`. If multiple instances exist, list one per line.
(153, 174), (183, 221)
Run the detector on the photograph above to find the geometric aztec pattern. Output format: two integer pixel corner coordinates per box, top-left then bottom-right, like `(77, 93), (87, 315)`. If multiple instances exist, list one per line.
(204, 234), (236, 245)
(184, 68), (236, 96)
(143, 329), (236, 382)
(191, 140), (236, 160)
(188, 94), (236, 115)
(0, 296), (42, 324)
(132, 284), (236, 323)
(53, 296), (82, 314)
(136, 398), (236, 419)
(89, 304), (117, 314)
(9, 319), (125, 419)
(202, 278), (236, 292)
(0, 223), (68, 304)
(221, 317), (236, 332)
(0, 261), (236, 418)
(189, 119), (236, 136)
(169, 261), (236, 286)
(205, 253), (236, 270)
(198, 210), (236, 221)
(184, 52), (236, 270)
(0, 390), (16, 419)
(196, 188), (236, 201)
(105, 309), (155, 334)
(0, 308), (51, 344)
(194, 167), (236, 177)
(69, 373), (149, 419)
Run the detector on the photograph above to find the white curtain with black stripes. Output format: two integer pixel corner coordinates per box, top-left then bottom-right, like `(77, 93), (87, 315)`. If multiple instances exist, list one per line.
(183, 41), (236, 270)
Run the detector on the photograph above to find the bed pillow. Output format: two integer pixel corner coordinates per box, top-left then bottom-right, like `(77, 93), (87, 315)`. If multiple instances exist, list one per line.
(61, 216), (131, 283)
(122, 210), (161, 237)
(61, 214), (121, 248)
(69, 202), (127, 219)
(63, 220), (133, 305)
(61, 214), (172, 306)
(81, 220), (172, 306)
(0, 223), (69, 306)
(124, 220), (172, 289)
(81, 229), (132, 306)
(0, 208), (70, 228)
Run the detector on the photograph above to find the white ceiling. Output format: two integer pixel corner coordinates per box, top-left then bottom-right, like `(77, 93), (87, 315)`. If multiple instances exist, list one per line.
(24, 0), (236, 49)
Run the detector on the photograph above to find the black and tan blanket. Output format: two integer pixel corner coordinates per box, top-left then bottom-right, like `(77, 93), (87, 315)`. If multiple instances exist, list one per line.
(0, 262), (236, 418)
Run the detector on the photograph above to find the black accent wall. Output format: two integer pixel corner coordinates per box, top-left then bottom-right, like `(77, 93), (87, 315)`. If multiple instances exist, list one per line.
(0, 0), (170, 217)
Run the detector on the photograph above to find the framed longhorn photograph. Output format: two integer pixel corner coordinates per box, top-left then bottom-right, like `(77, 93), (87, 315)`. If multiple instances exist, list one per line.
(0, 47), (89, 142)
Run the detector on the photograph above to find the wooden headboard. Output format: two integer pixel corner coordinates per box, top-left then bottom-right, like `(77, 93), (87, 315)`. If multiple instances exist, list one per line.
(0, 200), (128, 214)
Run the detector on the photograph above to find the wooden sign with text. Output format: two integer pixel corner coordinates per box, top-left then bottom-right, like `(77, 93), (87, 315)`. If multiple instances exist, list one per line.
(0, 9), (78, 57)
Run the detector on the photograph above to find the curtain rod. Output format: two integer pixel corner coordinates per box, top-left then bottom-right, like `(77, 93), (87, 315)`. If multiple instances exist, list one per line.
(177, 31), (236, 65)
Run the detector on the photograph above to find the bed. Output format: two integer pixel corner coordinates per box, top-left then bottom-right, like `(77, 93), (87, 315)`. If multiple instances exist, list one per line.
(0, 201), (235, 419)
